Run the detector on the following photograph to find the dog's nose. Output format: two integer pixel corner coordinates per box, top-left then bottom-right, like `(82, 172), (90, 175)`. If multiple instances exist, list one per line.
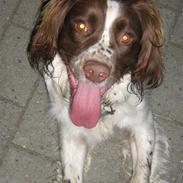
(83, 61), (110, 83)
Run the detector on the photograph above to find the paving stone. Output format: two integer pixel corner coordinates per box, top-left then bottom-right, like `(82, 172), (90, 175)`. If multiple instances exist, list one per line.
(0, 0), (20, 38)
(154, 0), (181, 10)
(13, 80), (59, 160)
(0, 146), (54, 183)
(151, 45), (183, 122)
(0, 25), (38, 106)
(12, 0), (42, 29)
(155, 116), (183, 183)
(170, 7), (183, 46)
(0, 100), (22, 163)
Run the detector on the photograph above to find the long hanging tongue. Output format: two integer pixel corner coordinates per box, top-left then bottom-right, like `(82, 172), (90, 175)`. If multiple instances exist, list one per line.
(70, 82), (101, 129)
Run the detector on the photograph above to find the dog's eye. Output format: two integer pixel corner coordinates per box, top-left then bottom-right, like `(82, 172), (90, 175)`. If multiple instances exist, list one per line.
(74, 22), (91, 36)
(119, 34), (133, 45)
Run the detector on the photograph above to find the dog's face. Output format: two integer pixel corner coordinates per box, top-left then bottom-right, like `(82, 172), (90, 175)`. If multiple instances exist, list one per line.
(27, 0), (163, 128)
(28, 0), (163, 92)
(59, 0), (142, 89)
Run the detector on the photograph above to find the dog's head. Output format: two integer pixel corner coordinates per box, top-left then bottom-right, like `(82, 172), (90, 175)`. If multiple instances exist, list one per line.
(27, 0), (163, 128)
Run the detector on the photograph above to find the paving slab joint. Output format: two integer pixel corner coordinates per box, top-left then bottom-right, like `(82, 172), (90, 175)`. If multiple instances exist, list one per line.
(0, 77), (41, 167)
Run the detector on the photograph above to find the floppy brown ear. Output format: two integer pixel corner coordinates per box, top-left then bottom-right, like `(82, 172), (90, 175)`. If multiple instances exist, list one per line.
(132, 0), (163, 92)
(27, 0), (78, 72)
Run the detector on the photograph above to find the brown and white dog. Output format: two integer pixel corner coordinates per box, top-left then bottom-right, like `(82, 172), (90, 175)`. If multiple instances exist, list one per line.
(27, 0), (168, 182)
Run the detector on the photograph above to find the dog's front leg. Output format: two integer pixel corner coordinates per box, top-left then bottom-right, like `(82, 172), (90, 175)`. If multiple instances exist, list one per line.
(130, 126), (155, 183)
(61, 135), (87, 183)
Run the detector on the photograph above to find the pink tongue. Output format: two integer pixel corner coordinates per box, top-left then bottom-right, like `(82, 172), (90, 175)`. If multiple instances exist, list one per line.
(70, 82), (101, 129)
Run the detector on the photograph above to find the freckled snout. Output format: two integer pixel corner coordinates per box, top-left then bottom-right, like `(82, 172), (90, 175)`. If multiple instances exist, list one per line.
(83, 60), (111, 83)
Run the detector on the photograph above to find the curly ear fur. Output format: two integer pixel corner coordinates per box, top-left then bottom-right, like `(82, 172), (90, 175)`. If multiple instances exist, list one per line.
(27, 0), (78, 72)
(132, 0), (163, 92)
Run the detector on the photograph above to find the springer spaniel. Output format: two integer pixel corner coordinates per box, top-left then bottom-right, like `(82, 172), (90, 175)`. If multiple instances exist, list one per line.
(27, 0), (168, 182)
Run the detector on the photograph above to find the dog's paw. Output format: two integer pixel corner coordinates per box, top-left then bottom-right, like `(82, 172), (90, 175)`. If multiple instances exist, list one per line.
(63, 177), (79, 183)
(63, 180), (71, 183)
(130, 175), (149, 183)
(63, 174), (81, 183)
(63, 165), (82, 183)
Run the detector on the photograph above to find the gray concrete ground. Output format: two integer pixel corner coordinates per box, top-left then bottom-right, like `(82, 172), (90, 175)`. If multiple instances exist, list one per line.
(0, 0), (183, 182)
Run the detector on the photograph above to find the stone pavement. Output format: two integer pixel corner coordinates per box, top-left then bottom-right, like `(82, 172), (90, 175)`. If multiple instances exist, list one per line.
(0, 0), (183, 182)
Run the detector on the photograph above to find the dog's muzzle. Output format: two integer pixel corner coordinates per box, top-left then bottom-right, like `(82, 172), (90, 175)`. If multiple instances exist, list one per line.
(83, 60), (111, 83)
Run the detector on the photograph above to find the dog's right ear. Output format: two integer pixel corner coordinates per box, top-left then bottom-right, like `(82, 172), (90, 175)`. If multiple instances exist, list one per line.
(27, 0), (77, 72)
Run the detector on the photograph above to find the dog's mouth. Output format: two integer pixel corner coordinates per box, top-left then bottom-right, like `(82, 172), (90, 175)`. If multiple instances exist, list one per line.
(67, 66), (108, 129)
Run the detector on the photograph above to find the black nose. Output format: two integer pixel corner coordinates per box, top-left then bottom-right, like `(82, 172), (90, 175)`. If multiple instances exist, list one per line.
(83, 60), (111, 83)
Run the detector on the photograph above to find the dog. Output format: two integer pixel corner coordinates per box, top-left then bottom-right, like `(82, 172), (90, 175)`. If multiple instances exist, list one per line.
(27, 0), (168, 182)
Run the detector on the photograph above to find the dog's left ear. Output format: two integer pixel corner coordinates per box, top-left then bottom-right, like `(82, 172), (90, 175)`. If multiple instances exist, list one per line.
(27, 0), (78, 72)
(132, 0), (163, 92)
